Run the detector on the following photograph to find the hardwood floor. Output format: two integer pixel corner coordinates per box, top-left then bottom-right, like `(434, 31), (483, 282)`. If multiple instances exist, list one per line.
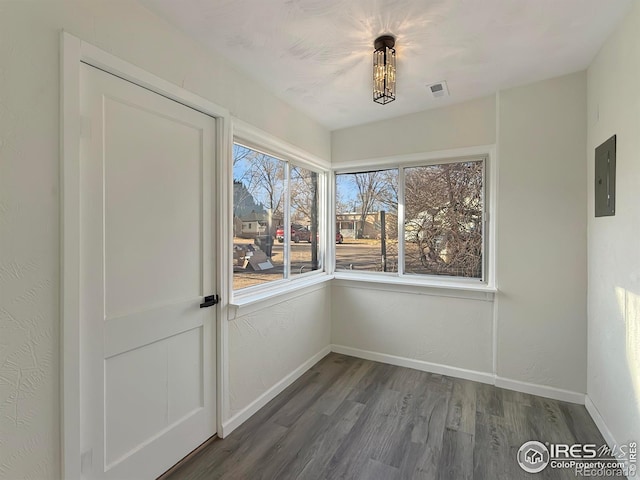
(162, 353), (613, 480)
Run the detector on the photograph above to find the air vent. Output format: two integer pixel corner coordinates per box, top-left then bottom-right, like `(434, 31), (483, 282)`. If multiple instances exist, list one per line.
(426, 81), (449, 98)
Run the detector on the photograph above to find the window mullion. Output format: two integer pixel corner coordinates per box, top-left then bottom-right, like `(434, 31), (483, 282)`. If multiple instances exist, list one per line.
(284, 161), (291, 280)
(327, 171), (336, 274)
(481, 158), (487, 283)
(319, 171), (327, 272)
(397, 166), (405, 276)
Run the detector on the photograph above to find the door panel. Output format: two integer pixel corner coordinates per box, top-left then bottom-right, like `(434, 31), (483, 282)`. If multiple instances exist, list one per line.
(104, 95), (202, 318)
(104, 326), (203, 467)
(80, 63), (216, 480)
(105, 339), (171, 466)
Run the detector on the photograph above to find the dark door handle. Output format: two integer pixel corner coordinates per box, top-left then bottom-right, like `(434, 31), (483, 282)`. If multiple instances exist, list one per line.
(200, 294), (219, 308)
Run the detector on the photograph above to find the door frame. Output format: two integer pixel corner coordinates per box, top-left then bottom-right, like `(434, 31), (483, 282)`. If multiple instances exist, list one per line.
(61, 32), (231, 480)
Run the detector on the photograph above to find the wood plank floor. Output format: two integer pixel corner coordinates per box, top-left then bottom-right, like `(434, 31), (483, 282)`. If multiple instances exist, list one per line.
(162, 353), (614, 480)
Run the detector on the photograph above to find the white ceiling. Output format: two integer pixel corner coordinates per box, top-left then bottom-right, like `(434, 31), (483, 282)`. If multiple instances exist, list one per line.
(142, 0), (631, 131)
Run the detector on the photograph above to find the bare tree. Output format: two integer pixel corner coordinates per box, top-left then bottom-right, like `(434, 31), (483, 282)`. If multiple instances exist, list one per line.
(405, 161), (483, 277)
(335, 192), (352, 216)
(352, 170), (397, 238)
(233, 144), (253, 166)
(249, 155), (285, 217)
(235, 149), (285, 218)
(376, 169), (399, 212)
(289, 166), (317, 223)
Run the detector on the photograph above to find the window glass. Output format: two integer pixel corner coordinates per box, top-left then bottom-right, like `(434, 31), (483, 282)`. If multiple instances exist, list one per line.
(233, 144), (285, 290)
(289, 166), (321, 277)
(404, 161), (484, 278)
(335, 169), (398, 272)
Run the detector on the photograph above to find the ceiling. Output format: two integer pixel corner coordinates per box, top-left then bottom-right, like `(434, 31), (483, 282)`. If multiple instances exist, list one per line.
(142, 0), (632, 131)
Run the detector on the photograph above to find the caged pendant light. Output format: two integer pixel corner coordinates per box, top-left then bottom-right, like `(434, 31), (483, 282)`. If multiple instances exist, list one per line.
(373, 35), (396, 105)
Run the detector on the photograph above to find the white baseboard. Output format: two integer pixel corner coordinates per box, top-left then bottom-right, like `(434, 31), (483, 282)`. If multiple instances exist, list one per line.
(330, 344), (495, 385)
(220, 345), (331, 437)
(585, 396), (616, 447)
(585, 396), (635, 479)
(332, 344), (586, 405)
(495, 377), (585, 405)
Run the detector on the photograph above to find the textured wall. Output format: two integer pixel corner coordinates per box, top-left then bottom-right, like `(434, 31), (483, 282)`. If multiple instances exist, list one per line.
(331, 95), (496, 163)
(228, 287), (330, 417)
(587, 2), (640, 446)
(496, 71), (588, 393)
(0, 3), (62, 479)
(0, 1), (330, 479)
(331, 284), (493, 373)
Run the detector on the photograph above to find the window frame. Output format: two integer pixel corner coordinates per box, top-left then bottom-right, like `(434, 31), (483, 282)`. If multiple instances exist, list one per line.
(332, 147), (496, 291)
(230, 120), (330, 302)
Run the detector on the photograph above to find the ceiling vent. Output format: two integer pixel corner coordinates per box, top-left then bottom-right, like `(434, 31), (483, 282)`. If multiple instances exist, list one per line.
(426, 81), (449, 98)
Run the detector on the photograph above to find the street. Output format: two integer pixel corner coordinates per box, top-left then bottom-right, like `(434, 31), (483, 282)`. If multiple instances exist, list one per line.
(233, 238), (398, 290)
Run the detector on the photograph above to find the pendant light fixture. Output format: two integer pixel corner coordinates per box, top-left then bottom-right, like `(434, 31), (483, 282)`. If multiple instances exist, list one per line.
(373, 35), (396, 104)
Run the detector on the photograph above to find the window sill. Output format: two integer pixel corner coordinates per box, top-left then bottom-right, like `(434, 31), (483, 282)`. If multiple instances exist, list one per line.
(332, 272), (496, 301)
(229, 273), (333, 317)
(228, 272), (496, 318)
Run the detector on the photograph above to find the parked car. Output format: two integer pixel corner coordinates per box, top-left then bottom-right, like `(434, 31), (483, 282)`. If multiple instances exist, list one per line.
(276, 224), (312, 243)
(275, 225), (344, 244)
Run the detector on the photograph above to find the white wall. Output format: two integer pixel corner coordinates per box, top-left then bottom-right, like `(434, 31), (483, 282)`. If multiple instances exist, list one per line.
(330, 72), (588, 395)
(332, 95), (496, 163)
(496, 71), (588, 393)
(0, 1), (330, 479)
(587, 1), (640, 446)
(331, 283), (493, 375)
(227, 286), (330, 419)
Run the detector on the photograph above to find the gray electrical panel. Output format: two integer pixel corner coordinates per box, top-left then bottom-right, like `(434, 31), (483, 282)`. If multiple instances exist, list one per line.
(595, 135), (616, 217)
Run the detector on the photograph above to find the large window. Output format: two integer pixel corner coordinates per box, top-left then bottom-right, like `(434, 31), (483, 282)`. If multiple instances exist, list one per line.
(233, 142), (322, 292)
(336, 158), (486, 281)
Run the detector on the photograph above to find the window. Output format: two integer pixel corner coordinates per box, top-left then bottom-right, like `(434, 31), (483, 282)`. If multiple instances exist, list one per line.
(335, 157), (486, 281)
(233, 142), (323, 292)
(335, 169), (398, 272)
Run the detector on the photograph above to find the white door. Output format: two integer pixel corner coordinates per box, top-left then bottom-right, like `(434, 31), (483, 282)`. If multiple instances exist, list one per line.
(79, 64), (217, 480)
